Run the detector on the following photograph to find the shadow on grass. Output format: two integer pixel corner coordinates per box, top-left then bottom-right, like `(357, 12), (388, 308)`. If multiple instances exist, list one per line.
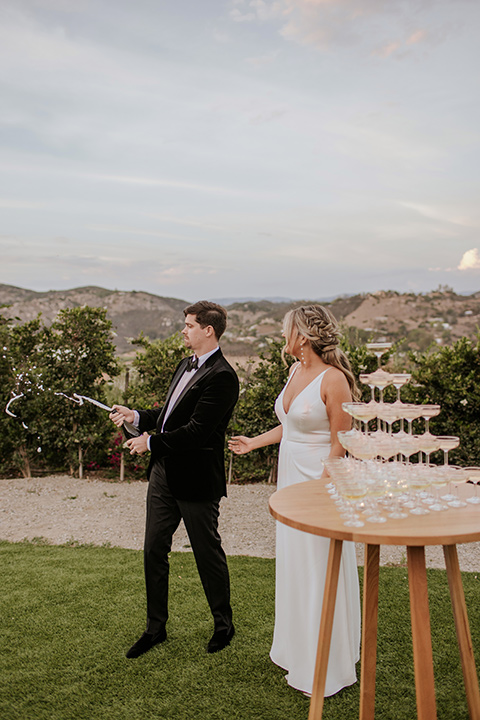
(0, 541), (479, 719)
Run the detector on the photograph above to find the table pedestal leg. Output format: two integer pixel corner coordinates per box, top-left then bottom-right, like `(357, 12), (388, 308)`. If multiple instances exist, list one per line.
(407, 546), (437, 720)
(360, 544), (380, 720)
(308, 538), (343, 720)
(443, 544), (480, 720)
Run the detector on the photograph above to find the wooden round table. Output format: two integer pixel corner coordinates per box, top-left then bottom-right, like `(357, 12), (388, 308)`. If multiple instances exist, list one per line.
(269, 479), (480, 720)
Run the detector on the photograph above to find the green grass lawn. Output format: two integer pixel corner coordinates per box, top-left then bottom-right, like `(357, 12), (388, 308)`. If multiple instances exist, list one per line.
(1, 540), (479, 720)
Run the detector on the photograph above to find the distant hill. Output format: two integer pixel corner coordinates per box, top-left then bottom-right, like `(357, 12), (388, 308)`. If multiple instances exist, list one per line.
(0, 285), (187, 355)
(1, 284), (479, 356)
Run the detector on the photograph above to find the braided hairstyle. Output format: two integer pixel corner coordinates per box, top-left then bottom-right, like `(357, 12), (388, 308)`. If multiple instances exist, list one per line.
(282, 305), (359, 400)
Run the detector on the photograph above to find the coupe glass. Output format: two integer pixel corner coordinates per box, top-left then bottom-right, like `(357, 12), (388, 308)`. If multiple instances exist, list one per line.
(368, 369), (394, 403)
(434, 436), (460, 503)
(321, 459), (341, 503)
(323, 457), (349, 494)
(417, 433), (442, 465)
(444, 466), (468, 508)
(359, 374), (377, 402)
(342, 401), (379, 432)
(437, 435), (460, 464)
(353, 436), (380, 462)
(375, 433), (398, 462)
(396, 433), (422, 462)
(428, 465), (449, 512)
(464, 467), (480, 505)
(407, 465), (432, 515)
(337, 429), (358, 455)
(366, 342), (393, 367)
(391, 373), (411, 432)
(375, 403), (402, 435)
(400, 404), (425, 434)
(420, 404), (441, 434)
(383, 463), (409, 519)
(337, 430), (378, 461)
(323, 457), (366, 526)
(439, 465), (466, 506)
(391, 373), (411, 402)
(359, 369), (393, 403)
(363, 462), (388, 523)
(335, 476), (367, 527)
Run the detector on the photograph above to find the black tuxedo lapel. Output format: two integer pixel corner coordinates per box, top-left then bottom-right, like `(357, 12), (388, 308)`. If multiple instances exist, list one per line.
(158, 350), (222, 428)
(165, 350), (221, 419)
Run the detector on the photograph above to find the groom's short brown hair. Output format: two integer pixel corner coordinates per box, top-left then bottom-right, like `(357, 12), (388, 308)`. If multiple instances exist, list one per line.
(184, 301), (228, 340)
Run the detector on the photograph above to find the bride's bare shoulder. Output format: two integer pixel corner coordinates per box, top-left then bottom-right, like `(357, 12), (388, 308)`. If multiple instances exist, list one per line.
(322, 365), (351, 393)
(288, 361), (301, 377)
(323, 365), (347, 380)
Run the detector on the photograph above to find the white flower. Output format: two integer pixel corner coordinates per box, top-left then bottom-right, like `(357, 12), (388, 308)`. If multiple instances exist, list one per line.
(460, 399), (468, 406)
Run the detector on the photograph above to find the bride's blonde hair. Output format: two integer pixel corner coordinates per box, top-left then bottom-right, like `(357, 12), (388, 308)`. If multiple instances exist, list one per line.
(282, 305), (359, 400)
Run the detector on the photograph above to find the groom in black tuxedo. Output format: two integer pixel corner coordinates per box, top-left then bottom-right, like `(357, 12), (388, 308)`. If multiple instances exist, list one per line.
(110, 301), (239, 658)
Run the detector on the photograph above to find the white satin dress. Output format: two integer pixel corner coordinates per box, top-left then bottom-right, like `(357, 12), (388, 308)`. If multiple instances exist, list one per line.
(270, 367), (361, 697)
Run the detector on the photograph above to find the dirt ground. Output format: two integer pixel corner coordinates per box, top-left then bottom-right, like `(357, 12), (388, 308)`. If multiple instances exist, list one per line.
(2, 475), (480, 571)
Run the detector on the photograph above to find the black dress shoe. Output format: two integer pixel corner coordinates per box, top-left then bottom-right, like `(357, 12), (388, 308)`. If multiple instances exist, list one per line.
(126, 628), (167, 659)
(207, 625), (235, 654)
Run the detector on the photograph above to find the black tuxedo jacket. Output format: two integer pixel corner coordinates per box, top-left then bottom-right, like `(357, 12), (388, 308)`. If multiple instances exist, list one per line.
(137, 349), (239, 501)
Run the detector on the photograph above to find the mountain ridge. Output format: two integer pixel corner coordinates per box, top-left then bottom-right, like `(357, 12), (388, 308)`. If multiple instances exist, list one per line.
(1, 284), (479, 356)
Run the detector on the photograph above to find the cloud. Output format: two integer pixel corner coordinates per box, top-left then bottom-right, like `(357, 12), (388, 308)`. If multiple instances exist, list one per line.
(212, 28), (231, 43)
(230, 8), (257, 22)
(407, 29), (427, 45)
(87, 224), (204, 243)
(230, 0), (277, 23)
(229, 0), (461, 54)
(245, 50), (280, 66)
(145, 215), (232, 233)
(249, 107), (287, 124)
(0, 229), (226, 294)
(158, 265), (217, 282)
(0, 198), (45, 209)
(81, 172), (248, 198)
(399, 202), (476, 228)
(458, 248), (480, 271)
(373, 41), (402, 59)
(373, 28), (428, 58)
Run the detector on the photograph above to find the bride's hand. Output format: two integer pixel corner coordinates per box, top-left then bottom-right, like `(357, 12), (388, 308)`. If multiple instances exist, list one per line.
(228, 436), (253, 455)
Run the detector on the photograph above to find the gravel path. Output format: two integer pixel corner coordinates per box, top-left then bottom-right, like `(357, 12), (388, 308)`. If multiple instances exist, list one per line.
(2, 476), (480, 571)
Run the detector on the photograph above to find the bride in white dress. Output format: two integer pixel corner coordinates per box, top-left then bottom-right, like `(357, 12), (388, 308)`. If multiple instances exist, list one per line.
(229, 305), (361, 697)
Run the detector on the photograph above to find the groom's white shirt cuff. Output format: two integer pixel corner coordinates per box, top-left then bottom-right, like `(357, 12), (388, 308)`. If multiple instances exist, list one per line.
(133, 346), (219, 451)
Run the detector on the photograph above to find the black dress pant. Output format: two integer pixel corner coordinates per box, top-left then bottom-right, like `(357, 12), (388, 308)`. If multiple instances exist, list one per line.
(144, 460), (232, 636)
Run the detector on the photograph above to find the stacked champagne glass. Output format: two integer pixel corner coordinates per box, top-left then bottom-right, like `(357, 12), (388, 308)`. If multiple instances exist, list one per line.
(324, 367), (480, 528)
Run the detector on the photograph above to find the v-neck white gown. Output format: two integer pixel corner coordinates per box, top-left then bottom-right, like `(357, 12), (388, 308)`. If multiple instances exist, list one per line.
(270, 367), (361, 697)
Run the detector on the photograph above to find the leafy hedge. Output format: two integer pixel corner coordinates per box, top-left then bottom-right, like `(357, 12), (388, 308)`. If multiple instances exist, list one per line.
(1, 312), (479, 480)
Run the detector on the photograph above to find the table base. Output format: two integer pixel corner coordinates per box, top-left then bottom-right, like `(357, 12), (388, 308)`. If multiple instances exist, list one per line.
(308, 541), (480, 720)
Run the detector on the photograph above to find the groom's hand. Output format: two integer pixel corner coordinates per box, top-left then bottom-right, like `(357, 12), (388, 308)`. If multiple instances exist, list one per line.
(126, 432), (149, 455)
(110, 404), (135, 427)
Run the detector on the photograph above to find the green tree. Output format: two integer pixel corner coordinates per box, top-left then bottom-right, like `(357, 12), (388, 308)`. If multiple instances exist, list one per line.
(229, 340), (293, 483)
(340, 330), (379, 402)
(126, 332), (187, 408)
(403, 334), (480, 465)
(0, 316), (49, 477)
(42, 307), (120, 476)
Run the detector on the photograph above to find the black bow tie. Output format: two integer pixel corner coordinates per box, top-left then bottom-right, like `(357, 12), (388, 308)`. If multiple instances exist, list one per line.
(186, 356), (198, 371)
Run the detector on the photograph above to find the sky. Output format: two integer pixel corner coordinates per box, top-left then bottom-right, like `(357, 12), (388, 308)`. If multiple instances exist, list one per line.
(1, 0), (479, 302)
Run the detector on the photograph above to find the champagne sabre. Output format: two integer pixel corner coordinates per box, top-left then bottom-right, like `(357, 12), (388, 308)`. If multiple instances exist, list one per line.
(55, 392), (141, 438)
